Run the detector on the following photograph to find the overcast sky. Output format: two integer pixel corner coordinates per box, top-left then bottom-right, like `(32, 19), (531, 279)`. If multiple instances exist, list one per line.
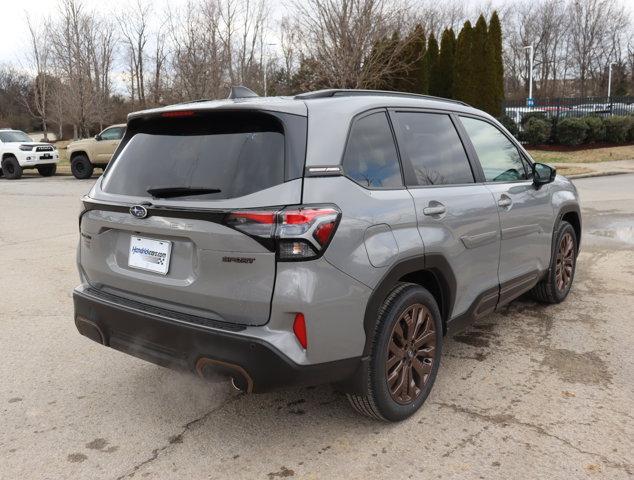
(0, 0), (283, 67)
(2, 0), (632, 68)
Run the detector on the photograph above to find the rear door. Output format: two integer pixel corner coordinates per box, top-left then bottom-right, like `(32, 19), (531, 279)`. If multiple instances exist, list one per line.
(458, 115), (553, 302)
(390, 110), (501, 320)
(79, 109), (306, 326)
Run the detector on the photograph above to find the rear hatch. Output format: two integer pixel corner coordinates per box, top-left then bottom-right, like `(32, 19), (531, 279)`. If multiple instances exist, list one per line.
(79, 108), (307, 326)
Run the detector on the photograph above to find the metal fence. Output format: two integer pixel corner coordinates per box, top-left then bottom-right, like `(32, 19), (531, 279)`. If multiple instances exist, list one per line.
(503, 96), (634, 127)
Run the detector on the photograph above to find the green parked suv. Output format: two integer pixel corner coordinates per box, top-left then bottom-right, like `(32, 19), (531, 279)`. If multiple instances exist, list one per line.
(73, 88), (581, 421)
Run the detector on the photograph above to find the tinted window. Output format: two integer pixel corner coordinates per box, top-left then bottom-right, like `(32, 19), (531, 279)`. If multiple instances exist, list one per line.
(343, 112), (402, 189)
(100, 127), (124, 140)
(461, 117), (528, 182)
(102, 113), (285, 200)
(393, 112), (474, 186)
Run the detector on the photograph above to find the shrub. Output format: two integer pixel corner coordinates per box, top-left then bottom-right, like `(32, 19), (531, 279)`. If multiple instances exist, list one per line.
(555, 118), (588, 146)
(603, 116), (630, 143)
(497, 114), (519, 137)
(523, 117), (551, 145)
(629, 117), (634, 142)
(520, 111), (547, 128)
(583, 116), (605, 143)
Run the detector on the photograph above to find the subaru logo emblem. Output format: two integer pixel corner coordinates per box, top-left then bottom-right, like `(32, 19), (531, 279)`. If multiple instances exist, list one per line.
(130, 205), (148, 219)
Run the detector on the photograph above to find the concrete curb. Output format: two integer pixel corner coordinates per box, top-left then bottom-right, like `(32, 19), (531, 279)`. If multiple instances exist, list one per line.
(566, 171), (633, 179)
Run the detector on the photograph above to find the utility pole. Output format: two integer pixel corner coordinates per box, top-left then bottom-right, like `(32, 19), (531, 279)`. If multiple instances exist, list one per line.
(523, 44), (534, 107)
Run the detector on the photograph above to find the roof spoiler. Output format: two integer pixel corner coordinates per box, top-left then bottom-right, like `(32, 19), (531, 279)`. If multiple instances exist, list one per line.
(228, 86), (259, 99)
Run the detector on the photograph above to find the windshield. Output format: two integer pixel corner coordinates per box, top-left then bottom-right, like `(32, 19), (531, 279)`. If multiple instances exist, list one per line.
(0, 131), (33, 143)
(102, 112), (287, 201)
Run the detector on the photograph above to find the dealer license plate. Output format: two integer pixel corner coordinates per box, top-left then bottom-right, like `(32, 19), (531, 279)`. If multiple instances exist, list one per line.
(128, 236), (172, 275)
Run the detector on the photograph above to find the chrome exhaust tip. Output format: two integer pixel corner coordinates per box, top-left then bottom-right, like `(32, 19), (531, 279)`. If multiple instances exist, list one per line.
(196, 357), (253, 393)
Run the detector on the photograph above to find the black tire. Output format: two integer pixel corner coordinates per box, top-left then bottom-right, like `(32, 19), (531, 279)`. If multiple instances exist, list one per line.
(71, 155), (94, 179)
(1, 156), (22, 180)
(347, 283), (443, 422)
(530, 221), (577, 304)
(37, 164), (57, 177)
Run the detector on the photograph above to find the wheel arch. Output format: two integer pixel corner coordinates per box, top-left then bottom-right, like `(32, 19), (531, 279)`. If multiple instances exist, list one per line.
(362, 254), (456, 357)
(556, 204), (582, 251)
(70, 150), (90, 162)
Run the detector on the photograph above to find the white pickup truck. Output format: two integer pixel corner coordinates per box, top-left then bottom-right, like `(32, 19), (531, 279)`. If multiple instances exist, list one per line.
(0, 129), (60, 179)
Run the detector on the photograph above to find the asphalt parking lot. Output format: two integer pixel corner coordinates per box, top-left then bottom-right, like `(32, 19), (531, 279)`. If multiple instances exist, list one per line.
(1, 173), (633, 479)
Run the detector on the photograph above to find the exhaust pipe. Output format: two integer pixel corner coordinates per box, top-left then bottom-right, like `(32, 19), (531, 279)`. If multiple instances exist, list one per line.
(195, 357), (253, 393)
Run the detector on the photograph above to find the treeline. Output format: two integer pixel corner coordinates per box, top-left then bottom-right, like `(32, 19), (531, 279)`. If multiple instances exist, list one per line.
(367, 13), (504, 116)
(0, 0), (632, 139)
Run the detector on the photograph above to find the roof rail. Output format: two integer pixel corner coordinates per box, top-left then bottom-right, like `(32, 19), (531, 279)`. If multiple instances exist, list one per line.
(294, 89), (469, 106)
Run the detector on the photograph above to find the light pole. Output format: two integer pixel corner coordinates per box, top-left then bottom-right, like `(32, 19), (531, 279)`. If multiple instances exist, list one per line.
(263, 42), (277, 97)
(522, 44), (534, 106)
(607, 63), (615, 99)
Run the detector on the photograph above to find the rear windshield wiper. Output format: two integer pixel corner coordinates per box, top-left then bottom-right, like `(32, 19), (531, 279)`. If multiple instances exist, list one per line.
(147, 187), (221, 198)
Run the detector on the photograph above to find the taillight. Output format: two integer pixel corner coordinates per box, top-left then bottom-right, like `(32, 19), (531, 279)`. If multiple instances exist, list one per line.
(225, 210), (277, 238)
(224, 205), (340, 261)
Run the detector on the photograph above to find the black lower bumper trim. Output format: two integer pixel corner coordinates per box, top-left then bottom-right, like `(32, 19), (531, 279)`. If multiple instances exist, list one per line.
(73, 286), (360, 392)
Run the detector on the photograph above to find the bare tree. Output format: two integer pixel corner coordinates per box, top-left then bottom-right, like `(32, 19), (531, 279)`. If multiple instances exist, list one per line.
(413, 0), (466, 39)
(24, 14), (52, 139)
(148, 23), (168, 106)
(567, 0), (627, 97)
(48, 0), (116, 138)
(117, 0), (150, 108)
(290, 0), (412, 88)
(168, 0), (226, 100)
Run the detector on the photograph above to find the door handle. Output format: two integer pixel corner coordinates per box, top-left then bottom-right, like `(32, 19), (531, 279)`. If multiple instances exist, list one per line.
(498, 195), (512, 208)
(423, 204), (446, 216)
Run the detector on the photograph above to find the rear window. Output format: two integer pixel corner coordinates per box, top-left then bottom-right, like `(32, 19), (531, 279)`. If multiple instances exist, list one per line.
(101, 111), (302, 200)
(343, 111), (403, 189)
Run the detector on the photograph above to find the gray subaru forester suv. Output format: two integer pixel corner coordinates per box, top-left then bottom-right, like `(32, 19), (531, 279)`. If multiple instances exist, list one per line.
(73, 88), (581, 421)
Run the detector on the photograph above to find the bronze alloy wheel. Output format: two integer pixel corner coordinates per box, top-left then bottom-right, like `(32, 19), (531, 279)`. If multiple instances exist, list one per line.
(386, 303), (436, 405)
(555, 232), (575, 292)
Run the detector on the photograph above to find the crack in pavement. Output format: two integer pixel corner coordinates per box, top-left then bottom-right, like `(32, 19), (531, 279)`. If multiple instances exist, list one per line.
(434, 402), (632, 475)
(114, 393), (242, 480)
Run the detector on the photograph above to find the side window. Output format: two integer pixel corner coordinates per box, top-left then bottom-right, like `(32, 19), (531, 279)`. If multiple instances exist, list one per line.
(393, 112), (474, 186)
(460, 117), (528, 182)
(343, 111), (402, 189)
(101, 127), (124, 141)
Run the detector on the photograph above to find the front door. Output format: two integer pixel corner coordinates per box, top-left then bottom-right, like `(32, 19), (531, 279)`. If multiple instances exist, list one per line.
(459, 116), (553, 303)
(95, 126), (125, 163)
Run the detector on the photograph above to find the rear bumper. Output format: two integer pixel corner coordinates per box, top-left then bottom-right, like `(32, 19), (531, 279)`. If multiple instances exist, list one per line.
(72, 285), (360, 392)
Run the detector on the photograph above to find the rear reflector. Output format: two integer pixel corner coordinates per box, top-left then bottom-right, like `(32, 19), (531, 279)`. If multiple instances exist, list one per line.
(293, 313), (308, 349)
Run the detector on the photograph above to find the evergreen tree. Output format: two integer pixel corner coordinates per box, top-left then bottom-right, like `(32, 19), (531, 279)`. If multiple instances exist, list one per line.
(436, 28), (456, 98)
(471, 14), (496, 114)
(395, 24), (426, 94)
(453, 21), (474, 104)
(423, 32), (439, 95)
(488, 11), (504, 116)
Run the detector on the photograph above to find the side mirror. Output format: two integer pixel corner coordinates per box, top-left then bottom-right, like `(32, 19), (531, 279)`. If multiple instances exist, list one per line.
(94, 134), (102, 141)
(533, 162), (556, 187)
